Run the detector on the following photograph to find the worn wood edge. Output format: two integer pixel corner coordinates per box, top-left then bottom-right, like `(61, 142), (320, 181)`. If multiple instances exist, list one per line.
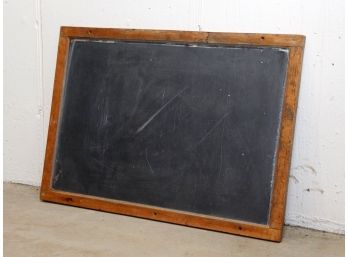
(61, 26), (208, 43)
(40, 189), (282, 241)
(207, 32), (305, 47)
(40, 33), (70, 195)
(44, 188), (270, 227)
(269, 46), (305, 234)
(60, 26), (305, 47)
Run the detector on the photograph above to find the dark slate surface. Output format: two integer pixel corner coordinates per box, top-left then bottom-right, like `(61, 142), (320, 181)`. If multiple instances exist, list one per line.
(52, 39), (289, 224)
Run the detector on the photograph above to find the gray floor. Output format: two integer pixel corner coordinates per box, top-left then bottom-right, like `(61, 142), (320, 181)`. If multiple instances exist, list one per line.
(4, 183), (344, 257)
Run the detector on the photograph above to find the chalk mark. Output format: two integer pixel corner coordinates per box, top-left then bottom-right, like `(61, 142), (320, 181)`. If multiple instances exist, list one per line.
(135, 86), (188, 134)
(145, 149), (155, 174)
(188, 112), (230, 151)
(112, 79), (144, 136)
(218, 120), (225, 180)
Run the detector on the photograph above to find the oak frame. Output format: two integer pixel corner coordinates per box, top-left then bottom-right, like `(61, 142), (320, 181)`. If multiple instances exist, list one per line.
(40, 27), (305, 242)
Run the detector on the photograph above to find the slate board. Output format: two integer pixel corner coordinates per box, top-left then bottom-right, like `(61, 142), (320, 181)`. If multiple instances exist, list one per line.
(52, 39), (289, 225)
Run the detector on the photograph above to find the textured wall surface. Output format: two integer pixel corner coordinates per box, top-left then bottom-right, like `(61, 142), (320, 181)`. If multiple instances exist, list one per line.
(4, 0), (344, 233)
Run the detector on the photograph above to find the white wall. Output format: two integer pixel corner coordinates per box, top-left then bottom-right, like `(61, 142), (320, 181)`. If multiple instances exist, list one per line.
(4, 0), (344, 234)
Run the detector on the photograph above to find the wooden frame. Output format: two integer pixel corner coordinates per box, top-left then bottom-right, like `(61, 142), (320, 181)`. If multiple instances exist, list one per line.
(40, 27), (305, 242)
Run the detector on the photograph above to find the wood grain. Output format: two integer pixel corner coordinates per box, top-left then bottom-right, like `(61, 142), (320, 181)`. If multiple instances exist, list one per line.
(41, 189), (281, 241)
(269, 46), (305, 239)
(40, 33), (70, 193)
(40, 27), (305, 242)
(60, 26), (305, 47)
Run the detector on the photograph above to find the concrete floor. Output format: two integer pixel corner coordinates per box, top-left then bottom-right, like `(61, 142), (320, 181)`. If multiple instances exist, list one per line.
(4, 183), (344, 257)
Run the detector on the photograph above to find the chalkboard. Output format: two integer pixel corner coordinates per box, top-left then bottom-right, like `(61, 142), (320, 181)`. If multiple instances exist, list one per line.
(41, 27), (305, 241)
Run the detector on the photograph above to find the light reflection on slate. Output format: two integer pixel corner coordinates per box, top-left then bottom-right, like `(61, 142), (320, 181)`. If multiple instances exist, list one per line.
(52, 39), (289, 224)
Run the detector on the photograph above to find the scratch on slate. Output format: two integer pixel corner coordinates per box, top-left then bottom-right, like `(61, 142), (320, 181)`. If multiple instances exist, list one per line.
(188, 112), (230, 150)
(234, 127), (251, 156)
(145, 149), (155, 174)
(135, 86), (188, 134)
(218, 120), (225, 178)
(53, 169), (62, 184)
